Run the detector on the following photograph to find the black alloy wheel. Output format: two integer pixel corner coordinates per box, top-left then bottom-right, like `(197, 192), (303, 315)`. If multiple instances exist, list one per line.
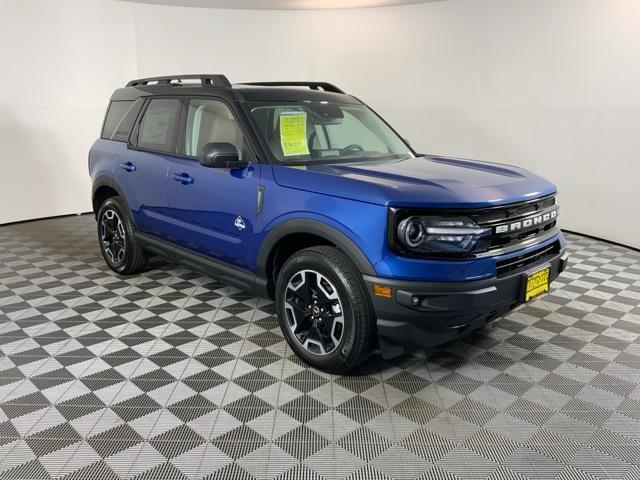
(97, 196), (147, 275)
(100, 208), (126, 266)
(284, 269), (345, 356)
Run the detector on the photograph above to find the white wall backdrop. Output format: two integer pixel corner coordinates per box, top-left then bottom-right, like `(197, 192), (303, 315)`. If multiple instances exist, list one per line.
(1, 0), (639, 248)
(0, 0), (138, 225)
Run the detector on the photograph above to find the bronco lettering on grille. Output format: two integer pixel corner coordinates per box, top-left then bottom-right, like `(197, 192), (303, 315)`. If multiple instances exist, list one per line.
(495, 209), (557, 234)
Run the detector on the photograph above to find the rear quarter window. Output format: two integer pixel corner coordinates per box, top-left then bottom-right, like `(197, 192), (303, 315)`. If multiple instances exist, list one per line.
(101, 100), (143, 142)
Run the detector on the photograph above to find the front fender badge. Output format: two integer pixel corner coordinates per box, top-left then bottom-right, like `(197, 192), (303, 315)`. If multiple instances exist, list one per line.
(234, 216), (246, 231)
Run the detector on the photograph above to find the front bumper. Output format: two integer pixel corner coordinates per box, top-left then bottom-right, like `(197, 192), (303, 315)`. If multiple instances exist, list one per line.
(364, 249), (569, 351)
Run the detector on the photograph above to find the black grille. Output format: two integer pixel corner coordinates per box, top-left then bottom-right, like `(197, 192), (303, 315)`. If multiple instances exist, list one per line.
(471, 195), (557, 252)
(495, 240), (560, 277)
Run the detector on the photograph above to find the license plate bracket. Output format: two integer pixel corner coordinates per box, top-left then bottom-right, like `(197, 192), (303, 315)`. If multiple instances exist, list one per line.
(523, 265), (550, 302)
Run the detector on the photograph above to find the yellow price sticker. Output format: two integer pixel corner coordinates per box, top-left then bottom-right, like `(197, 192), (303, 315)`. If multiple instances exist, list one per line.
(280, 113), (310, 157)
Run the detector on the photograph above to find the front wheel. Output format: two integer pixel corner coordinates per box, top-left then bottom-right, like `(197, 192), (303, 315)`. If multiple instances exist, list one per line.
(275, 246), (376, 373)
(97, 196), (147, 275)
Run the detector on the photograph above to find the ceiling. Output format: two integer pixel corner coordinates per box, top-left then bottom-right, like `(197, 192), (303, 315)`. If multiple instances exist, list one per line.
(118, 0), (440, 10)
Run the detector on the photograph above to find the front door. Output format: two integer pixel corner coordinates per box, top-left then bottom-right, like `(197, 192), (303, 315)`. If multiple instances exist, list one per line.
(164, 97), (260, 270)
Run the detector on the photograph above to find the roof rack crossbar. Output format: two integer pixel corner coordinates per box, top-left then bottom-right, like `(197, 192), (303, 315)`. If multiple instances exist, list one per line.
(126, 74), (232, 88)
(240, 81), (345, 94)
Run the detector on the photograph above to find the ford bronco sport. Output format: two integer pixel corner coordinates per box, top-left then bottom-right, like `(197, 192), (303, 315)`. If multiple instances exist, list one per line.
(90, 74), (569, 373)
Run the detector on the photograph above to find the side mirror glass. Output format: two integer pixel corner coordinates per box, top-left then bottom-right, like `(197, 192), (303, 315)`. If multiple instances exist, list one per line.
(199, 142), (249, 169)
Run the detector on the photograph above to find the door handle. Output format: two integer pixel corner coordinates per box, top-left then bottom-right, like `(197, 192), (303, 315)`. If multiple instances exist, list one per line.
(173, 172), (194, 185)
(120, 161), (136, 172)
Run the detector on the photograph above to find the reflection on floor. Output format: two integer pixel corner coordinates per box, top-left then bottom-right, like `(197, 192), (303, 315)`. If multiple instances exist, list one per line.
(0, 215), (639, 480)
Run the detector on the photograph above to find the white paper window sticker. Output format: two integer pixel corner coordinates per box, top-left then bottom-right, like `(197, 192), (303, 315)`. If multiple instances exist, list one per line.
(280, 112), (310, 157)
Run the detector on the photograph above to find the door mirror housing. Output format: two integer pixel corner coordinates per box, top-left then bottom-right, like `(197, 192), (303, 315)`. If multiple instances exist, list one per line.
(199, 142), (249, 169)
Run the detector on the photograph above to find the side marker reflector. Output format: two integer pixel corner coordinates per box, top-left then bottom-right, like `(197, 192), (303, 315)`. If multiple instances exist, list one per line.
(373, 285), (392, 298)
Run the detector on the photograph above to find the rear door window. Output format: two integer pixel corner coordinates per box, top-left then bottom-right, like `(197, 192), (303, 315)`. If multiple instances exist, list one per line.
(137, 98), (182, 154)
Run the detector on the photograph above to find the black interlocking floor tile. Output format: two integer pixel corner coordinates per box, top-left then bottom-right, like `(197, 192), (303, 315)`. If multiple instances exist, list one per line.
(335, 374), (381, 394)
(80, 368), (127, 391)
(31, 368), (76, 390)
(338, 427), (393, 462)
(232, 369), (279, 393)
(335, 396), (385, 424)
(239, 349), (281, 368)
(213, 425), (267, 460)
(56, 392), (107, 421)
(168, 396), (217, 423)
(1, 391), (50, 419)
(0, 367), (27, 386)
(25, 422), (82, 457)
(223, 394), (273, 422)
(149, 424), (205, 458)
(0, 421), (20, 446)
(111, 394), (162, 422)
(88, 433), (143, 458)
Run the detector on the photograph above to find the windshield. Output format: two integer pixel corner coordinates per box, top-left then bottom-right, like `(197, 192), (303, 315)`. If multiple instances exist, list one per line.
(248, 102), (414, 165)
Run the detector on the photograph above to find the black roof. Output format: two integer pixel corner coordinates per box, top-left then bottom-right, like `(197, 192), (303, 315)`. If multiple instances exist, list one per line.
(110, 74), (360, 104)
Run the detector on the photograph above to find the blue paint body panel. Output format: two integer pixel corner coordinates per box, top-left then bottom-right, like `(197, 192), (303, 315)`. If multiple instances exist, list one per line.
(271, 156), (556, 209)
(90, 138), (562, 283)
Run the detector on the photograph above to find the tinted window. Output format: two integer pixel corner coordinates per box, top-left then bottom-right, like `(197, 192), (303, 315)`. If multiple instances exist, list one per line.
(102, 101), (133, 140)
(113, 99), (144, 142)
(137, 99), (181, 153)
(183, 99), (247, 160)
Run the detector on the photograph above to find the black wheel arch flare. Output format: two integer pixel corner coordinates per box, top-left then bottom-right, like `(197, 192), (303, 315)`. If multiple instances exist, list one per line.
(257, 219), (377, 281)
(92, 176), (132, 220)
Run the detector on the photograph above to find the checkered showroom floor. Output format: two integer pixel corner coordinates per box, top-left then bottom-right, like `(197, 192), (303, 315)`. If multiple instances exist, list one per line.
(0, 215), (639, 480)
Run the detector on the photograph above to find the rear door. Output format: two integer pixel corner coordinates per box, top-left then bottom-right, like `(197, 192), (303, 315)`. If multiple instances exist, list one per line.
(114, 98), (182, 236)
(163, 97), (260, 270)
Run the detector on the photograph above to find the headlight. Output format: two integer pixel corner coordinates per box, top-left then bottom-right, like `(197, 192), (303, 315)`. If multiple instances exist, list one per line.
(396, 216), (490, 255)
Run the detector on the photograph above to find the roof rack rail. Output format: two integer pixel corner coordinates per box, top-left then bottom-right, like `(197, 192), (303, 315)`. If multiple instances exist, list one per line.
(240, 81), (345, 94)
(126, 74), (232, 88)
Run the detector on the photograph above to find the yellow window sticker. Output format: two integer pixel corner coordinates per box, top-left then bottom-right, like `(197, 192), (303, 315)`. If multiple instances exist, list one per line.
(280, 113), (310, 157)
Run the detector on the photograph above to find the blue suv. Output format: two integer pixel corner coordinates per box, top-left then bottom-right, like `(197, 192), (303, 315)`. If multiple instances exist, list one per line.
(90, 74), (569, 372)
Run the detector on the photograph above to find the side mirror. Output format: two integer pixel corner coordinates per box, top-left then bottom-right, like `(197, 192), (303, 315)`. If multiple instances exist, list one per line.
(199, 142), (249, 169)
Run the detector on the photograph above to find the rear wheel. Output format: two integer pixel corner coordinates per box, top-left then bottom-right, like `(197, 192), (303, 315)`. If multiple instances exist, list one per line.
(97, 197), (146, 275)
(276, 246), (375, 373)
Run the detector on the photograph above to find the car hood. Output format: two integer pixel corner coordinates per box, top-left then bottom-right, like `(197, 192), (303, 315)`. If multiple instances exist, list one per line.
(272, 155), (556, 208)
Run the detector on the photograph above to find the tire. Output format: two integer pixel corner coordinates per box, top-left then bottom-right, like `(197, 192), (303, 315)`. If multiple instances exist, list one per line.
(275, 246), (376, 373)
(97, 196), (147, 275)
